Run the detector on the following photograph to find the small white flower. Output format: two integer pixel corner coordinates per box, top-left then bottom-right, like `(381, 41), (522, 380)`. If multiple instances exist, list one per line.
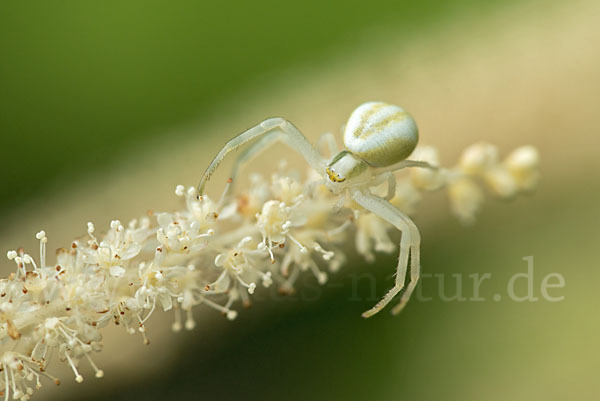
(110, 265), (126, 277)
(485, 166), (518, 198)
(448, 177), (484, 225)
(355, 212), (396, 262)
(459, 142), (499, 174)
(410, 146), (445, 190)
(257, 200), (292, 244)
(504, 145), (540, 191)
(0, 135), (538, 401)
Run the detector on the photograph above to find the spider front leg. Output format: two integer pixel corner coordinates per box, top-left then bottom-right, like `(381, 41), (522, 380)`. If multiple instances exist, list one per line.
(351, 189), (421, 317)
(385, 173), (396, 201)
(316, 132), (339, 159)
(197, 118), (325, 199)
(372, 159), (438, 176)
(364, 172), (397, 202)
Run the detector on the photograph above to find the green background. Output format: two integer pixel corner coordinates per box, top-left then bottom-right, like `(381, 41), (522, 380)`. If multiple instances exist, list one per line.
(1, 0), (509, 216)
(2, 1), (596, 400)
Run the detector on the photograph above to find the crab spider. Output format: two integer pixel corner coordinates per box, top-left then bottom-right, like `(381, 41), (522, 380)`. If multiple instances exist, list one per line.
(197, 101), (435, 317)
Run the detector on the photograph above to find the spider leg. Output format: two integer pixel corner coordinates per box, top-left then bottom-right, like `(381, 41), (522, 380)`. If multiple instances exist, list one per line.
(227, 132), (289, 196)
(351, 189), (420, 318)
(363, 172), (395, 200)
(385, 173), (396, 201)
(316, 132), (339, 159)
(197, 118), (325, 199)
(372, 159), (438, 175)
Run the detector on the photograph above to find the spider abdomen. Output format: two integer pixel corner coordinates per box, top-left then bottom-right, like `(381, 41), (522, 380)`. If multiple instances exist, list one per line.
(343, 102), (419, 167)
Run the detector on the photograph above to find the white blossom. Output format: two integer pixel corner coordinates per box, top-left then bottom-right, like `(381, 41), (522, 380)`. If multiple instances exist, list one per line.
(0, 139), (538, 400)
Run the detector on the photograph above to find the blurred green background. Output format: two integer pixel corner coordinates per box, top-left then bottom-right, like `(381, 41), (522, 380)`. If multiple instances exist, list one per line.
(1, 0), (598, 400)
(0, 0), (513, 216)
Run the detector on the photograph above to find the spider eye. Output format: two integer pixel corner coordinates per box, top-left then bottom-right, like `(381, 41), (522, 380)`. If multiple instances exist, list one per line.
(343, 102), (418, 167)
(326, 167), (345, 182)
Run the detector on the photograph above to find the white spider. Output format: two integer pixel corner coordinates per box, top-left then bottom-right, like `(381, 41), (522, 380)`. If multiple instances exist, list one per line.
(197, 101), (435, 318)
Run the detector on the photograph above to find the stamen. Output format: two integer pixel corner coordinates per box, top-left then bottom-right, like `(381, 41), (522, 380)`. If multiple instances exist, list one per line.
(287, 234), (307, 254)
(175, 185), (185, 197)
(314, 243), (334, 261)
(4, 367), (9, 401)
(185, 309), (196, 330)
(64, 352), (83, 383)
(217, 178), (233, 209)
(83, 353), (104, 378)
(199, 297), (237, 320)
(36, 231), (47, 269)
(234, 275), (256, 294)
(308, 261), (328, 285)
(171, 303), (183, 332)
(327, 220), (352, 238)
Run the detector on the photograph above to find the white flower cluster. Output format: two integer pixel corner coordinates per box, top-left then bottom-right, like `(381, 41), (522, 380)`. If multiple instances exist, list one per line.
(409, 143), (540, 224)
(0, 141), (538, 400)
